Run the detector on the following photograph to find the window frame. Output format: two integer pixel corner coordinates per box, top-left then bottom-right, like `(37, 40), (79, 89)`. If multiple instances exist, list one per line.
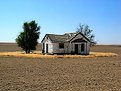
(59, 43), (64, 49)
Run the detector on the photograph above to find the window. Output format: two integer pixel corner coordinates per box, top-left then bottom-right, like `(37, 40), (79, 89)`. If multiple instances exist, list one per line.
(59, 43), (64, 49)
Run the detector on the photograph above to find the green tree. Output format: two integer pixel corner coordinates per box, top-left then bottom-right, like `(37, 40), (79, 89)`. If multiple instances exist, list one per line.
(77, 24), (96, 45)
(16, 20), (40, 53)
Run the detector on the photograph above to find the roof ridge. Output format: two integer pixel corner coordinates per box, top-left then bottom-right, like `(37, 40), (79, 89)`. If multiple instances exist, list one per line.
(46, 34), (64, 36)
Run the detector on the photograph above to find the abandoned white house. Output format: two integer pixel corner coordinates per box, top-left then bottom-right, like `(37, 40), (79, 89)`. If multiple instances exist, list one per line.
(41, 32), (91, 55)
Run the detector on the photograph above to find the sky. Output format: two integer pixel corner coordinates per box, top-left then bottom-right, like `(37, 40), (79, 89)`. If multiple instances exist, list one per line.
(0, 0), (121, 44)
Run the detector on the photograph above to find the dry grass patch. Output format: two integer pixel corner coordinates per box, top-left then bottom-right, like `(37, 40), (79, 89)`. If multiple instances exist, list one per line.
(0, 51), (117, 58)
(90, 52), (117, 57)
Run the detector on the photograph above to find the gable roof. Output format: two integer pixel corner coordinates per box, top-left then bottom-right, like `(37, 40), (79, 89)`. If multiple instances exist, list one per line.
(68, 32), (91, 42)
(41, 32), (91, 43)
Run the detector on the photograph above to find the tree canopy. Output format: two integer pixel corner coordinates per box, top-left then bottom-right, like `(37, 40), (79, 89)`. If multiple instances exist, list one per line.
(77, 24), (96, 45)
(16, 20), (40, 53)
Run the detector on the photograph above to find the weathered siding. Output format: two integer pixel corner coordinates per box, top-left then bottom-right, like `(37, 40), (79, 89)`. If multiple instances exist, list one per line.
(86, 42), (90, 54)
(52, 43), (59, 53)
(53, 43), (69, 54)
(68, 42), (90, 54)
(64, 43), (70, 53)
(42, 37), (53, 54)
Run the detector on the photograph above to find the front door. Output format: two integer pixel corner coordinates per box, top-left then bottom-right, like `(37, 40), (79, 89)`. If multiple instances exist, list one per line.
(81, 44), (84, 52)
(42, 43), (45, 53)
(75, 44), (78, 54)
(46, 44), (48, 53)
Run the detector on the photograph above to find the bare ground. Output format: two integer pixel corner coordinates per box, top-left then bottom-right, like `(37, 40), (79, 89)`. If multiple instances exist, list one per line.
(0, 44), (121, 91)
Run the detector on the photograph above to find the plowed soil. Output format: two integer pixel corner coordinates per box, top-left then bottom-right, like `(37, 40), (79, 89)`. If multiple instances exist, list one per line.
(0, 43), (121, 91)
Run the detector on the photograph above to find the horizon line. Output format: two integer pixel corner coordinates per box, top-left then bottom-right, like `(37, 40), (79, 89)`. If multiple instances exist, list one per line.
(0, 42), (121, 46)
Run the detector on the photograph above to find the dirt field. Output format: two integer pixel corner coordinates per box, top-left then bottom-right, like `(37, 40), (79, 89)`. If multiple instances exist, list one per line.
(0, 43), (121, 91)
(0, 43), (41, 52)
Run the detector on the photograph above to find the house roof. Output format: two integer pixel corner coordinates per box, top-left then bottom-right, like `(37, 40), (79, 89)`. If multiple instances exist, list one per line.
(46, 34), (69, 42)
(69, 32), (91, 42)
(41, 32), (91, 43)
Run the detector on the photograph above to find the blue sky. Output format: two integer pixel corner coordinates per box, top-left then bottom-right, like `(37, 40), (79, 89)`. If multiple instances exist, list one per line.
(0, 0), (121, 44)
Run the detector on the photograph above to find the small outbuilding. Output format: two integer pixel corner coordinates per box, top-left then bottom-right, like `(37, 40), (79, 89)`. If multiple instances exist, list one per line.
(41, 32), (91, 55)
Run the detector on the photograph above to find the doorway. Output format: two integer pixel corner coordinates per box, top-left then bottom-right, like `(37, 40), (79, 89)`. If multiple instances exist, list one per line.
(42, 43), (45, 53)
(81, 44), (84, 52)
(75, 44), (78, 54)
(46, 44), (48, 53)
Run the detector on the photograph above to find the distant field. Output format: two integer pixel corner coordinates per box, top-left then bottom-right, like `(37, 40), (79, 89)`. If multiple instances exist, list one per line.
(0, 43), (121, 91)
(0, 43), (41, 52)
(0, 43), (120, 53)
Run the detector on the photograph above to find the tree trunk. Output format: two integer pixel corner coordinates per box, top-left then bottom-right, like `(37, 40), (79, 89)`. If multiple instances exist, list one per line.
(25, 49), (31, 54)
(28, 50), (30, 54)
(25, 49), (28, 54)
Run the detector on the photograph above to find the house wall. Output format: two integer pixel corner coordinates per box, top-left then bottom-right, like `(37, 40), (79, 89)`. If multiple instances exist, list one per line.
(52, 43), (70, 54)
(51, 42), (90, 54)
(86, 42), (90, 54)
(68, 42), (90, 54)
(42, 37), (53, 54)
(52, 43), (59, 53)
(52, 42), (90, 54)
